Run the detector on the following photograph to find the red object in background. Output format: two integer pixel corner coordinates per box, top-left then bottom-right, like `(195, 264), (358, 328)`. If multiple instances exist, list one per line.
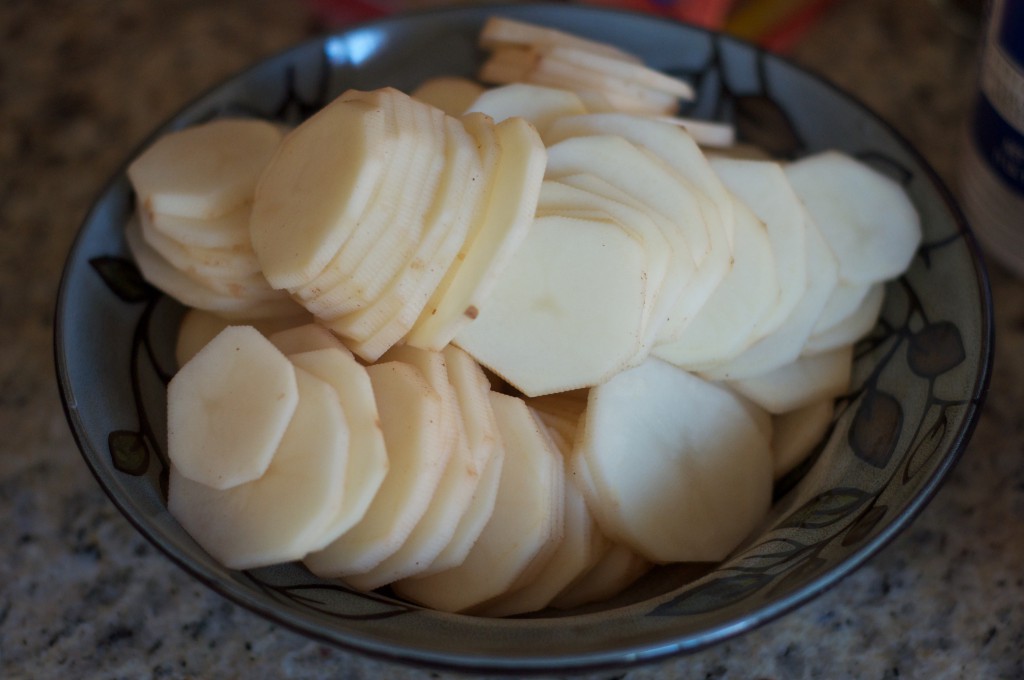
(581, 0), (736, 27)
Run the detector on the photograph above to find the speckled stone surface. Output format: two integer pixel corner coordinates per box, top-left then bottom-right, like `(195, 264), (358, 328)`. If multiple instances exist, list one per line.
(2, 0), (1022, 678)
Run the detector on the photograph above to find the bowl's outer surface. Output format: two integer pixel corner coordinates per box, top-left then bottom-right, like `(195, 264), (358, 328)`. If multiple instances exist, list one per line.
(55, 3), (992, 674)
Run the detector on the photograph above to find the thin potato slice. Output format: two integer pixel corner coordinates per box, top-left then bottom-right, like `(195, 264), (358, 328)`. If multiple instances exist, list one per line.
(455, 214), (647, 397)
(772, 400), (834, 479)
(167, 326), (298, 490)
(174, 308), (311, 367)
(550, 543), (650, 611)
(267, 323), (345, 356)
(148, 202), (252, 250)
(578, 358), (773, 563)
(289, 347), (390, 541)
(411, 76), (485, 115)
(406, 116), (546, 351)
(729, 345), (853, 414)
(803, 283), (885, 355)
(128, 118), (283, 220)
(168, 366), (349, 569)
(467, 83), (588, 134)
(345, 346), (480, 590)
(304, 361), (448, 578)
(393, 392), (563, 613)
(479, 16), (642, 63)
(249, 96), (391, 289)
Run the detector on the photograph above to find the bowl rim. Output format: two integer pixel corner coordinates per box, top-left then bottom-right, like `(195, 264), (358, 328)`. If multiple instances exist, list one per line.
(53, 2), (994, 674)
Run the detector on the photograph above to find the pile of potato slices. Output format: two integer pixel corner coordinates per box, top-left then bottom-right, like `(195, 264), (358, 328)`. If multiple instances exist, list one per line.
(125, 17), (921, 616)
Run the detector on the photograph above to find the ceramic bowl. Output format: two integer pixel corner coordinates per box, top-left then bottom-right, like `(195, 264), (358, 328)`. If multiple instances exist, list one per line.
(55, 3), (992, 674)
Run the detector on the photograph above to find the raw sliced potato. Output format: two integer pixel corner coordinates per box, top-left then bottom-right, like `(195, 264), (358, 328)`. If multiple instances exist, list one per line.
(345, 346), (484, 590)
(168, 366), (349, 569)
(708, 156), (808, 340)
(695, 209), (840, 381)
(544, 113), (735, 246)
(455, 213), (648, 397)
(653, 200), (779, 368)
(467, 83), (588, 134)
(304, 361), (449, 578)
(406, 116), (546, 351)
(729, 345), (853, 414)
(393, 392), (564, 613)
(545, 134), (711, 264)
(298, 90), (443, 316)
(550, 543), (650, 610)
(288, 347), (390, 540)
(174, 308), (311, 367)
(537, 180), (671, 354)
(411, 76), (485, 115)
(479, 16), (643, 64)
(772, 400), (834, 479)
(249, 95), (392, 289)
(803, 282), (885, 355)
(267, 323), (345, 355)
(167, 326), (299, 490)
(148, 201), (252, 250)
(578, 358), (773, 563)
(325, 113), (487, 360)
(126, 218), (302, 318)
(129, 17), (926, 616)
(128, 118), (283, 219)
(785, 151), (921, 285)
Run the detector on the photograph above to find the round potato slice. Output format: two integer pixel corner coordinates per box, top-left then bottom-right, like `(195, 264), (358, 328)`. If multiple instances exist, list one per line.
(578, 358), (773, 563)
(454, 213), (647, 397)
(168, 366), (349, 569)
(167, 326), (298, 491)
(127, 118), (283, 220)
(303, 361), (449, 578)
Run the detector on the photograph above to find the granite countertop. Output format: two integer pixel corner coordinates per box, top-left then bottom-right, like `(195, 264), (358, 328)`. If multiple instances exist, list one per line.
(2, 0), (1021, 677)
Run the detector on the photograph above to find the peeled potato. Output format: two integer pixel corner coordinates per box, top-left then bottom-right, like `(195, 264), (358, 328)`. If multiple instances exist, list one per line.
(393, 392), (564, 613)
(411, 76), (485, 116)
(289, 347), (390, 541)
(167, 326), (298, 491)
(577, 358), (773, 563)
(304, 361), (449, 578)
(127, 118), (283, 220)
(169, 366), (349, 569)
(729, 345), (853, 414)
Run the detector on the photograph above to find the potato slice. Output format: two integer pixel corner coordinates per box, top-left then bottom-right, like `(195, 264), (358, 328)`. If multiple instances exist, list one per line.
(345, 346), (481, 590)
(267, 323), (345, 355)
(479, 16), (643, 63)
(411, 76), (485, 115)
(695, 209), (839, 381)
(294, 89), (446, 317)
(127, 218), (302, 319)
(406, 116), (546, 351)
(785, 151), (921, 285)
(127, 118), (283, 220)
(411, 345), (502, 576)
(803, 283), (885, 355)
(812, 280), (873, 334)
(467, 83), (588, 134)
(708, 156), (808, 341)
(249, 95), (391, 289)
(653, 200), (779, 369)
(324, 113), (486, 360)
(729, 345), (853, 414)
(392, 392), (563, 613)
(168, 366), (349, 569)
(167, 326), (298, 490)
(455, 214), (648, 397)
(578, 358), (773, 563)
(550, 543), (650, 610)
(537, 179), (672, 356)
(304, 361), (448, 578)
(288, 347), (389, 541)
(147, 202), (252, 250)
(539, 45), (694, 99)
(773, 400), (834, 479)
(545, 134), (711, 264)
(174, 309), (312, 367)
(138, 208), (263, 282)
(544, 113), (735, 246)
(477, 461), (597, 616)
